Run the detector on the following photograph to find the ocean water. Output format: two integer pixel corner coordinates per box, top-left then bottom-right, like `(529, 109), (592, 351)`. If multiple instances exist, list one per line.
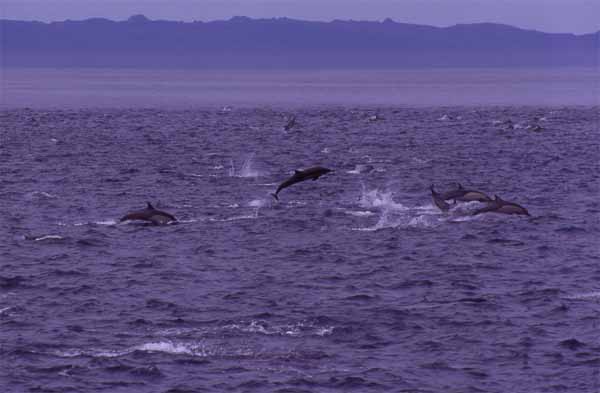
(1, 70), (600, 392)
(1, 67), (598, 108)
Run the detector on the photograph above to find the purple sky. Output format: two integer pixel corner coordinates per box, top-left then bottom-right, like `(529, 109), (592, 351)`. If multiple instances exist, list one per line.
(2, 0), (598, 34)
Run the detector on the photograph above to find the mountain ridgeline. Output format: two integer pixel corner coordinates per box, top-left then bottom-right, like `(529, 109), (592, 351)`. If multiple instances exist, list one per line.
(1, 15), (598, 68)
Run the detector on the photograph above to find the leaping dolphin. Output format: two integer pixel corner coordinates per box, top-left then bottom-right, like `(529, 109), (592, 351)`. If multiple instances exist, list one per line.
(272, 166), (332, 201)
(441, 183), (492, 203)
(119, 202), (177, 225)
(472, 195), (530, 216)
(284, 115), (296, 131)
(430, 185), (451, 212)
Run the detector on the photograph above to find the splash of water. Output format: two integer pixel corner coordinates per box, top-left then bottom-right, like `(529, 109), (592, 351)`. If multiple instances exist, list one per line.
(229, 153), (263, 178)
(358, 185), (408, 211)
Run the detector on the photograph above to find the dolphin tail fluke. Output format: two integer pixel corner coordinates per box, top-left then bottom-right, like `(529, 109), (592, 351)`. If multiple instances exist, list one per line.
(271, 193), (279, 201)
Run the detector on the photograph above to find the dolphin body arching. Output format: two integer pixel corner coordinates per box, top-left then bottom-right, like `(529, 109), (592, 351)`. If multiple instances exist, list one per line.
(272, 166), (332, 201)
(430, 185), (451, 212)
(119, 202), (177, 225)
(472, 195), (530, 216)
(441, 183), (492, 203)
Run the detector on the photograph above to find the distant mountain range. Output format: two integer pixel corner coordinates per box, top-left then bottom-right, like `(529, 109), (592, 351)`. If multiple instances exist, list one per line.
(1, 15), (598, 68)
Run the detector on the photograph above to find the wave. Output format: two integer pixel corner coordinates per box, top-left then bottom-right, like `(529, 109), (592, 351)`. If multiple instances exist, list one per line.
(21, 234), (65, 242)
(564, 291), (600, 300)
(209, 210), (259, 222)
(73, 219), (118, 226)
(25, 191), (57, 199)
(157, 319), (336, 339)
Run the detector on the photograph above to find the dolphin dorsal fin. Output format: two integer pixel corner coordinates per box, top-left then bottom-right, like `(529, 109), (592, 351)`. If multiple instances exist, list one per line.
(458, 183), (464, 189)
(147, 202), (154, 209)
(294, 170), (301, 175)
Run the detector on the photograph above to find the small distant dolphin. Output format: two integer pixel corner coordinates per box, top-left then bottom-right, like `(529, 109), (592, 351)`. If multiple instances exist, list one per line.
(472, 195), (530, 216)
(119, 202), (176, 225)
(272, 166), (332, 200)
(368, 114), (384, 122)
(284, 115), (297, 131)
(430, 185), (450, 212)
(443, 184), (492, 203)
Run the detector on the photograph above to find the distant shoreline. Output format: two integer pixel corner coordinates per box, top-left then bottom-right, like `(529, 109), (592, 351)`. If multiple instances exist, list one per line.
(2, 16), (597, 69)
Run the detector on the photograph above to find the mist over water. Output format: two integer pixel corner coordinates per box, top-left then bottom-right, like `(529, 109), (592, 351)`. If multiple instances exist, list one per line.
(1, 70), (599, 392)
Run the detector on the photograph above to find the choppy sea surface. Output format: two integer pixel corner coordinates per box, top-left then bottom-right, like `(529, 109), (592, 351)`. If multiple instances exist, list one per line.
(1, 69), (600, 392)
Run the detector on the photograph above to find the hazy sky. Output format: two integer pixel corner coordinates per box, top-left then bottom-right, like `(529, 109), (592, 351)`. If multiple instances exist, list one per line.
(1, 0), (598, 34)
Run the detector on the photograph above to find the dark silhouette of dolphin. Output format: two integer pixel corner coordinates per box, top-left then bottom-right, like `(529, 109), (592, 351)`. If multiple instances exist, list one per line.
(284, 115), (296, 131)
(441, 183), (492, 203)
(430, 185), (450, 212)
(272, 166), (332, 200)
(472, 195), (530, 216)
(438, 183), (467, 201)
(119, 202), (176, 225)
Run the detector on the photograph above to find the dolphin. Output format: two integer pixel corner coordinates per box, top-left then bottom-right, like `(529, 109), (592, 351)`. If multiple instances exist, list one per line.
(430, 185), (450, 212)
(119, 202), (177, 225)
(444, 183), (492, 203)
(284, 115), (296, 131)
(438, 183), (468, 201)
(272, 166), (332, 200)
(472, 195), (530, 216)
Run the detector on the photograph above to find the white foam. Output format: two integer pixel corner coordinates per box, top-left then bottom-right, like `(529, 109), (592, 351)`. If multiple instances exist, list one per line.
(137, 341), (209, 356)
(316, 326), (334, 336)
(34, 235), (64, 241)
(73, 219), (117, 226)
(565, 291), (600, 300)
(346, 164), (375, 175)
(177, 218), (199, 223)
(407, 214), (439, 228)
(26, 191), (57, 199)
(358, 188), (408, 211)
(55, 340), (212, 359)
(412, 157), (431, 164)
(54, 349), (85, 358)
(248, 199), (267, 208)
(344, 210), (376, 217)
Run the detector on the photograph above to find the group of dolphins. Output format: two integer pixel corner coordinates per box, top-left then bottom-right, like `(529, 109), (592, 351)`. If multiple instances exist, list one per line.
(120, 166), (529, 225)
(430, 183), (530, 216)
